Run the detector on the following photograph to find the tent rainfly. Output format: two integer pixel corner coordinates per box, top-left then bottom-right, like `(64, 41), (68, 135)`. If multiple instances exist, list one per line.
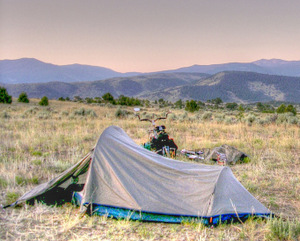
(5, 126), (271, 225)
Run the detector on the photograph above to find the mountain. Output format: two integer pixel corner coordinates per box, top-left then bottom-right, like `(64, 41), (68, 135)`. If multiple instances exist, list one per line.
(139, 71), (300, 103)
(163, 59), (300, 77)
(4, 71), (300, 103)
(1, 58), (300, 84)
(4, 72), (209, 99)
(0, 58), (140, 84)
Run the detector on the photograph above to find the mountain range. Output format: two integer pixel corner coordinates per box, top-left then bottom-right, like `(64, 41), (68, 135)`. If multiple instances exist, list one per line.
(4, 71), (300, 103)
(1, 58), (300, 103)
(1, 58), (300, 84)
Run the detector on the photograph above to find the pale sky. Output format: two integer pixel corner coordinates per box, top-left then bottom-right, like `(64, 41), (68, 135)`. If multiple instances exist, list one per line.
(1, 0), (300, 72)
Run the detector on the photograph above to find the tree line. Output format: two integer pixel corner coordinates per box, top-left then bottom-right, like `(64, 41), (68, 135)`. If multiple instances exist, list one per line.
(0, 86), (298, 115)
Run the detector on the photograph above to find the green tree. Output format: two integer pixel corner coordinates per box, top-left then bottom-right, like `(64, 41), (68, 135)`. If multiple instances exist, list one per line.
(74, 96), (82, 102)
(238, 105), (245, 112)
(226, 102), (238, 110)
(185, 100), (199, 112)
(174, 99), (183, 109)
(39, 96), (49, 106)
(256, 102), (264, 111)
(58, 97), (65, 101)
(102, 92), (115, 103)
(18, 92), (29, 103)
(276, 104), (286, 114)
(285, 104), (297, 116)
(211, 97), (223, 105)
(0, 86), (12, 104)
(85, 97), (94, 104)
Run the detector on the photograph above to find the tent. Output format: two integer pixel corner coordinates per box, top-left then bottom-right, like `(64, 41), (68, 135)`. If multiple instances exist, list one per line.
(5, 126), (270, 224)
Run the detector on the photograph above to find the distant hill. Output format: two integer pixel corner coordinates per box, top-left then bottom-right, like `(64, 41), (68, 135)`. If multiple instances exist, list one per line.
(4, 72), (209, 99)
(0, 58), (140, 84)
(3, 71), (300, 103)
(139, 72), (300, 103)
(163, 59), (300, 77)
(1, 58), (300, 84)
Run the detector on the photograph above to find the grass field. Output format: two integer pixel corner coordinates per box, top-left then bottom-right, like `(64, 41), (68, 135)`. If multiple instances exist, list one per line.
(0, 99), (299, 240)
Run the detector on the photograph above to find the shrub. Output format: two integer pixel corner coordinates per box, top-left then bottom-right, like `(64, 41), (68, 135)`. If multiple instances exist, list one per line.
(0, 86), (12, 104)
(224, 116), (234, 124)
(287, 116), (298, 125)
(73, 108), (97, 117)
(169, 113), (177, 121)
(174, 99), (184, 109)
(225, 102), (238, 110)
(37, 110), (51, 119)
(246, 114), (256, 125)
(85, 109), (97, 117)
(115, 107), (128, 118)
(276, 114), (288, 124)
(102, 92), (115, 104)
(39, 96), (49, 106)
(61, 111), (69, 116)
(286, 104), (297, 116)
(276, 104), (297, 116)
(267, 217), (300, 241)
(185, 100), (199, 112)
(178, 112), (188, 121)
(202, 111), (212, 120)
(6, 191), (20, 204)
(0, 111), (10, 119)
(18, 92), (29, 103)
(265, 114), (278, 123)
(277, 104), (286, 114)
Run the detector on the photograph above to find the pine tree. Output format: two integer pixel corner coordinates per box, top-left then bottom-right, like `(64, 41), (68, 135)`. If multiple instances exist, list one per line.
(18, 92), (29, 103)
(0, 86), (12, 104)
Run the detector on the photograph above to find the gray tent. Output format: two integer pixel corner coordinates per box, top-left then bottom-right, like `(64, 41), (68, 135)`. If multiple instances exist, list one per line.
(6, 126), (270, 224)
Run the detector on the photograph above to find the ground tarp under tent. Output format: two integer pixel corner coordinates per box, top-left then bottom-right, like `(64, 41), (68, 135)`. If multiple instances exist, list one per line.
(5, 126), (271, 225)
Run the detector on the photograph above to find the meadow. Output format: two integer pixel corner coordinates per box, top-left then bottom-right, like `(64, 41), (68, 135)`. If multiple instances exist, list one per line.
(0, 99), (299, 240)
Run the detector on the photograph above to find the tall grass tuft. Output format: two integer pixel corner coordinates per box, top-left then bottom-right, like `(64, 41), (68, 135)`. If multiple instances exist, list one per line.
(267, 217), (300, 240)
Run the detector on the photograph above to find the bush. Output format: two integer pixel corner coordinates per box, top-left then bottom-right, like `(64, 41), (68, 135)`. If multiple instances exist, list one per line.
(0, 111), (10, 119)
(287, 116), (298, 125)
(286, 104), (297, 116)
(276, 104), (286, 113)
(224, 116), (234, 124)
(115, 107), (129, 118)
(18, 92), (29, 103)
(246, 114), (256, 125)
(37, 110), (51, 119)
(102, 92), (115, 104)
(0, 86), (12, 104)
(276, 104), (297, 116)
(72, 108), (97, 118)
(6, 191), (20, 204)
(174, 99), (184, 109)
(185, 100), (199, 112)
(226, 102), (238, 110)
(267, 217), (300, 241)
(202, 111), (212, 120)
(39, 96), (49, 106)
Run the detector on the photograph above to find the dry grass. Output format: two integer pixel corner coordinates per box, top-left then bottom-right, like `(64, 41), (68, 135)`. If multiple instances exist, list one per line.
(0, 99), (299, 240)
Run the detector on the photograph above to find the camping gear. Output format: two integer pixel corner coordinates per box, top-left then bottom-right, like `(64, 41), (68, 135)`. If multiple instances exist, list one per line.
(203, 145), (248, 165)
(135, 111), (178, 157)
(5, 126), (270, 225)
(182, 145), (248, 165)
(181, 149), (204, 160)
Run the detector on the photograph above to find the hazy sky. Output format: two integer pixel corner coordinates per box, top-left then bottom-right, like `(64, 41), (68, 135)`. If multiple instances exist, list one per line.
(1, 0), (300, 72)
